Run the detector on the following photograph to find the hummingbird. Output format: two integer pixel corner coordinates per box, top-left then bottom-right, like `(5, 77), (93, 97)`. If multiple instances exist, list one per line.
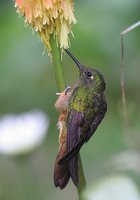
(54, 49), (107, 189)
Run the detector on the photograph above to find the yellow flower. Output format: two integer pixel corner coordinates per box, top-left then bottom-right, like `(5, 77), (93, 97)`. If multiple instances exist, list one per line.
(15, 0), (76, 54)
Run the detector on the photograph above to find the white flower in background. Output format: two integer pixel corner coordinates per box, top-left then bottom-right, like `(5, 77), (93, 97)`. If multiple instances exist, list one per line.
(106, 150), (140, 174)
(0, 110), (49, 155)
(83, 175), (140, 200)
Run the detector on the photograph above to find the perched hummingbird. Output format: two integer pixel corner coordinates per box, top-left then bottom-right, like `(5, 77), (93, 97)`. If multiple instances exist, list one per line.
(54, 49), (107, 189)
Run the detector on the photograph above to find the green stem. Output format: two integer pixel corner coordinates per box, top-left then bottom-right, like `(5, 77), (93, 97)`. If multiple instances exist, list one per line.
(50, 36), (86, 199)
(77, 156), (87, 199)
(51, 36), (66, 91)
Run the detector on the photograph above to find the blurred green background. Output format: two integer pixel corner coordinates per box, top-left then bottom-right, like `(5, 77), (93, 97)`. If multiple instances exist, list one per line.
(0, 0), (140, 200)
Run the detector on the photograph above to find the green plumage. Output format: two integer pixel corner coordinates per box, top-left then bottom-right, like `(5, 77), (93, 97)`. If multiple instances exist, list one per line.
(69, 86), (90, 112)
(67, 66), (106, 137)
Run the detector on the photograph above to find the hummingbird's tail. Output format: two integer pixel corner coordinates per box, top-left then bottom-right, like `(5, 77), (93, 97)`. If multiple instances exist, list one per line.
(54, 150), (79, 189)
(54, 150), (70, 189)
(54, 143), (70, 189)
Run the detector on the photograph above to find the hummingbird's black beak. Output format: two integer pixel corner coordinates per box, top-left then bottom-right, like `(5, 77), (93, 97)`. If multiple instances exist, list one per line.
(64, 49), (83, 70)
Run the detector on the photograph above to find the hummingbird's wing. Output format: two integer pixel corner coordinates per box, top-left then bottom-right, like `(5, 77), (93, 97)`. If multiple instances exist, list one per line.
(59, 112), (105, 164)
(66, 109), (84, 186)
(59, 98), (107, 164)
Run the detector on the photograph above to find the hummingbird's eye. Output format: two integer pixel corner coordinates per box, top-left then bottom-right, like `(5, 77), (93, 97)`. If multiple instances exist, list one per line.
(86, 71), (94, 80)
(87, 72), (92, 77)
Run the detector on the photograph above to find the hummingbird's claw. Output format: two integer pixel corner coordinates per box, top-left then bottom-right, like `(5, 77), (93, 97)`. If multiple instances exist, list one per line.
(56, 92), (61, 96)
(64, 86), (71, 95)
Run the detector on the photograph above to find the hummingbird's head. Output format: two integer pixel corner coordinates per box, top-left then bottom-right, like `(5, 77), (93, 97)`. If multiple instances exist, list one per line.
(64, 49), (105, 92)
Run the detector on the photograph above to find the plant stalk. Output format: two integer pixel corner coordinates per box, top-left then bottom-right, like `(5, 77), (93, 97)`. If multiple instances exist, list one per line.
(50, 36), (66, 91)
(77, 156), (86, 199)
